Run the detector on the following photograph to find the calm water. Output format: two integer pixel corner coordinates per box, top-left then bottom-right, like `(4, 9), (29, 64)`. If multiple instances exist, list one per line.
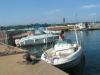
(21, 30), (100, 75)
(82, 30), (100, 75)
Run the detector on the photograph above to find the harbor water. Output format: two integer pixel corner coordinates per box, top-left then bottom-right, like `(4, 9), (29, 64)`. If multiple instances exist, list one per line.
(21, 30), (100, 75)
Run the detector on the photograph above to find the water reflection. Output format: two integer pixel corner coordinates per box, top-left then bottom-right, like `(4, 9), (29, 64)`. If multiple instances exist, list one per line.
(63, 55), (85, 75)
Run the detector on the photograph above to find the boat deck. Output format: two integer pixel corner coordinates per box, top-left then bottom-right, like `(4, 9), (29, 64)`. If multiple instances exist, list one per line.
(45, 48), (75, 58)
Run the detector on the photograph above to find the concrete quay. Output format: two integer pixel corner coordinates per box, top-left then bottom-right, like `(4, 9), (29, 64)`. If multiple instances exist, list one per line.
(0, 44), (69, 75)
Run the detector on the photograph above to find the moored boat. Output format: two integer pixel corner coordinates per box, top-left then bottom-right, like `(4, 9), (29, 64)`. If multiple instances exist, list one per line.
(41, 40), (82, 69)
(43, 30), (61, 34)
(41, 26), (83, 69)
(15, 30), (59, 46)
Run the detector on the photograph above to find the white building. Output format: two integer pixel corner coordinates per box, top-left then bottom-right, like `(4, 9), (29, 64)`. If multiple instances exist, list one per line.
(67, 23), (86, 30)
(76, 23), (86, 29)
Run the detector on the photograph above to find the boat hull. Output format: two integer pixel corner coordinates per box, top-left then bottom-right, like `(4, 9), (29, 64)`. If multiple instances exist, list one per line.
(44, 30), (61, 34)
(15, 35), (59, 46)
(54, 53), (84, 70)
(41, 46), (83, 69)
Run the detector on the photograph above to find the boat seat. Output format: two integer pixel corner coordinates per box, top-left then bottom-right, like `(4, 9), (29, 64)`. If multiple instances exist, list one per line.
(45, 48), (55, 58)
(59, 52), (71, 58)
(45, 47), (76, 58)
(54, 48), (75, 58)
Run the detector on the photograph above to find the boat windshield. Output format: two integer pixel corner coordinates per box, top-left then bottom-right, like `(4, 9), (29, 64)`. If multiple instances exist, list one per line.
(34, 30), (46, 35)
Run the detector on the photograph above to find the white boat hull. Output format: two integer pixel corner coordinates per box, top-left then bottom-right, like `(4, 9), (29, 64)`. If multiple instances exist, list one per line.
(43, 30), (61, 34)
(41, 45), (82, 69)
(55, 52), (83, 69)
(15, 34), (59, 46)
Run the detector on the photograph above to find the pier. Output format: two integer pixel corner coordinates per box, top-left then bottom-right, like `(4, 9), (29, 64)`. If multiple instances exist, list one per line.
(0, 44), (69, 75)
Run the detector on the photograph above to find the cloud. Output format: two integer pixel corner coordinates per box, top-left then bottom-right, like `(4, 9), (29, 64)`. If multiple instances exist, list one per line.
(82, 4), (100, 8)
(44, 9), (62, 15)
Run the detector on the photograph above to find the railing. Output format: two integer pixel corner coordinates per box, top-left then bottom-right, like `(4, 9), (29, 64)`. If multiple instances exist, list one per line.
(0, 30), (8, 44)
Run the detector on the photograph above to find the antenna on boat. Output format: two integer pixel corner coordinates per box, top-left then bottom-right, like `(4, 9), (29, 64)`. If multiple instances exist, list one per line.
(46, 33), (48, 49)
(74, 25), (79, 45)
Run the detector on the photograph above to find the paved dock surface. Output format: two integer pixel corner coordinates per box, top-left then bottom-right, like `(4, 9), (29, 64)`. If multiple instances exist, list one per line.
(0, 44), (68, 75)
(0, 44), (26, 56)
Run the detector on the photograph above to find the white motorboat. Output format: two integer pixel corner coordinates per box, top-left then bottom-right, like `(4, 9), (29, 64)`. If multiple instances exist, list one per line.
(43, 30), (61, 34)
(15, 30), (59, 46)
(41, 27), (83, 69)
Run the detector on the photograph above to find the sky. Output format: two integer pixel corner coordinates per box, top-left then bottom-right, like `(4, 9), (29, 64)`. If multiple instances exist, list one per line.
(0, 0), (100, 25)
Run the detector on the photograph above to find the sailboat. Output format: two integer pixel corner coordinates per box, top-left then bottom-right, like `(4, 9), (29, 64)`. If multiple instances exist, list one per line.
(41, 25), (83, 69)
